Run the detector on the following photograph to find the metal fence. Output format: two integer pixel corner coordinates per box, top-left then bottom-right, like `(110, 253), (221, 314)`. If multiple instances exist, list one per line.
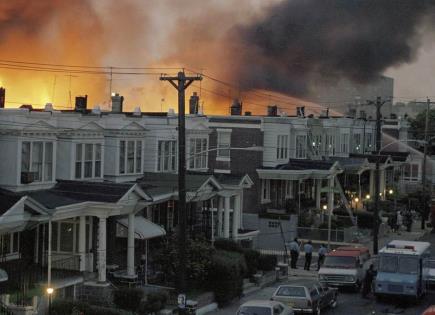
(297, 227), (345, 243)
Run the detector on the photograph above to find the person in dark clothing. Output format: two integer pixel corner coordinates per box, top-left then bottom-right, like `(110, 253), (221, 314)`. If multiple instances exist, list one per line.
(303, 240), (313, 270)
(289, 238), (300, 269)
(362, 264), (377, 298)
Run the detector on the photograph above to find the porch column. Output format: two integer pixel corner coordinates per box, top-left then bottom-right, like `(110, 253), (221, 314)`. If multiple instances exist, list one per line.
(380, 169), (386, 200)
(369, 169), (375, 198)
(232, 194), (241, 241)
(127, 213), (135, 276)
(97, 217), (107, 283)
(316, 179), (322, 209)
(47, 220), (52, 287)
(327, 176), (335, 249)
(217, 197), (223, 238)
(358, 174), (362, 200)
(223, 196), (230, 239)
(79, 216), (86, 272)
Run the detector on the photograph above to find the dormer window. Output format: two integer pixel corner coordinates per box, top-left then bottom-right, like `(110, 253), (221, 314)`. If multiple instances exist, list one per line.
(119, 140), (143, 175)
(21, 141), (54, 183)
(75, 143), (103, 179)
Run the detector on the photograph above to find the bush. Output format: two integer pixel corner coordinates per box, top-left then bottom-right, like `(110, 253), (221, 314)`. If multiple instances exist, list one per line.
(214, 239), (244, 253)
(139, 291), (169, 314)
(243, 249), (260, 276)
(258, 254), (277, 271)
(357, 212), (374, 229)
(207, 251), (244, 306)
(113, 287), (144, 312)
(51, 300), (129, 315)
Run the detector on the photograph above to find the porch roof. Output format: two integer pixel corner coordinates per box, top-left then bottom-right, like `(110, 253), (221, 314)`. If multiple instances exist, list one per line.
(117, 216), (166, 239)
(138, 172), (222, 201)
(257, 159), (342, 180)
(213, 173), (254, 188)
(27, 180), (135, 208)
(327, 157), (371, 174)
(379, 150), (410, 162)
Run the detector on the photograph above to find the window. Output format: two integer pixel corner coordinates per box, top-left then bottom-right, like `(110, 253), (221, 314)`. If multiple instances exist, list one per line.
(157, 140), (177, 172)
(366, 133), (373, 152)
(276, 286), (306, 297)
(340, 134), (349, 154)
(119, 140), (143, 174)
(312, 134), (322, 156)
(398, 257), (419, 274)
(21, 141), (54, 183)
(0, 233), (20, 259)
(353, 133), (361, 153)
(295, 135), (307, 159)
(51, 219), (91, 253)
(261, 179), (270, 202)
(268, 221), (280, 228)
(188, 138), (208, 169)
(217, 130), (231, 158)
(326, 134), (336, 156)
(276, 135), (288, 160)
(75, 143), (103, 179)
(379, 255), (398, 273)
(403, 163), (419, 182)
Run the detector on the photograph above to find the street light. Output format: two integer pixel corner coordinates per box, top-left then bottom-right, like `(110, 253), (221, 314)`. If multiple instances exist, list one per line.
(47, 287), (54, 315)
(389, 189), (394, 195)
(366, 194), (371, 200)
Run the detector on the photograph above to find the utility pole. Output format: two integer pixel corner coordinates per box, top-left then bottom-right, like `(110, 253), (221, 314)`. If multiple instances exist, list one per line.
(368, 96), (388, 254)
(421, 98), (434, 229)
(160, 71), (202, 293)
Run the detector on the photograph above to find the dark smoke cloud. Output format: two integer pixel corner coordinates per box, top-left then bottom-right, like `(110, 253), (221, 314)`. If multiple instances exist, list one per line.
(232, 0), (435, 97)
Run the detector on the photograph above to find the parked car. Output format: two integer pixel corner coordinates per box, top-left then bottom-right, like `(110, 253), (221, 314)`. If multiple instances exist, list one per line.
(422, 306), (435, 315)
(271, 280), (337, 315)
(237, 300), (294, 315)
(318, 246), (371, 291)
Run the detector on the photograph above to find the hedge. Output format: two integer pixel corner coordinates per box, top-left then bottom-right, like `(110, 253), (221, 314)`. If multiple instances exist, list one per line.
(356, 212), (374, 229)
(51, 300), (129, 315)
(207, 250), (245, 306)
(243, 249), (260, 276)
(258, 254), (277, 271)
(113, 287), (144, 312)
(139, 291), (168, 314)
(214, 239), (244, 253)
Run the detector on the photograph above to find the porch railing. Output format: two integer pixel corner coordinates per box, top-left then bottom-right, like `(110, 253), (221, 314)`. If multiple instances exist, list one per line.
(0, 301), (13, 315)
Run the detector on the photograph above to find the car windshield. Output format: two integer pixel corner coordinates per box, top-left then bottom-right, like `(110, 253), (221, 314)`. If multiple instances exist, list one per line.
(323, 256), (356, 268)
(379, 255), (398, 273)
(238, 306), (272, 315)
(398, 257), (419, 274)
(276, 286), (306, 297)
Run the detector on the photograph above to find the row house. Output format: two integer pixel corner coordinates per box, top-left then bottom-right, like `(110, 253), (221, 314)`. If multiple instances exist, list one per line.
(208, 105), (408, 250)
(0, 94), (252, 305)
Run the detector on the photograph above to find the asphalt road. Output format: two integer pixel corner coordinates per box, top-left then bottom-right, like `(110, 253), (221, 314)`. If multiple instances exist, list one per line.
(210, 232), (435, 315)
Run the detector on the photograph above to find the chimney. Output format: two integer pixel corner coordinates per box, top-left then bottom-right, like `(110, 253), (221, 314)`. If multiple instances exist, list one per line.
(296, 106), (305, 117)
(133, 106), (141, 116)
(230, 99), (242, 115)
(267, 105), (278, 117)
(0, 87), (5, 108)
(245, 111), (252, 116)
(347, 108), (356, 118)
(189, 92), (199, 114)
(44, 103), (54, 112)
(75, 95), (88, 112)
(111, 93), (124, 113)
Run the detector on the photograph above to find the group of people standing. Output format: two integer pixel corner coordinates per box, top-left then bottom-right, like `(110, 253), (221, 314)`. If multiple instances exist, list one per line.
(288, 238), (328, 271)
(388, 210), (413, 232)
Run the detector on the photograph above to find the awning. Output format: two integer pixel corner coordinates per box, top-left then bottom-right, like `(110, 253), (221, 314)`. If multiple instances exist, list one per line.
(117, 216), (166, 240)
(0, 269), (8, 282)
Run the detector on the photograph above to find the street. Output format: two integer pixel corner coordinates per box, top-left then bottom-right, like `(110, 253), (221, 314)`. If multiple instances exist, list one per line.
(210, 232), (435, 315)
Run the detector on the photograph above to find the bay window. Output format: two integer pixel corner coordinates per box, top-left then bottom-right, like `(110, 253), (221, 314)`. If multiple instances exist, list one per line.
(403, 163), (420, 182)
(157, 140), (177, 172)
(188, 138), (208, 170)
(277, 135), (289, 160)
(295, 135), (307, 159)
(0, 233), (20, 259)
(119, 140), (143, 174)
(75, 143), (103, 179)
(50, 219), (91, 253)
(21, 141), (54, 183)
